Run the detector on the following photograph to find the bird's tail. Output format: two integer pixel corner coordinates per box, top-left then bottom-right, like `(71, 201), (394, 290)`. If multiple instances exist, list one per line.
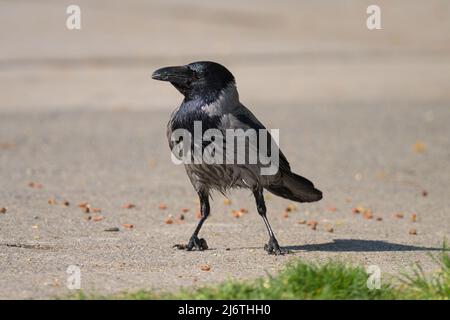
(265, 171), (322, 203)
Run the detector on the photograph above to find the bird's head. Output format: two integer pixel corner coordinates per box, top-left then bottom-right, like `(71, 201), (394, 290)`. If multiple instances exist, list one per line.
(152, 61), (235, 103)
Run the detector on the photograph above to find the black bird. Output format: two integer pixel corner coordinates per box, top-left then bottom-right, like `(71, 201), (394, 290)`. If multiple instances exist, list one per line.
(152, 61), (322, 255)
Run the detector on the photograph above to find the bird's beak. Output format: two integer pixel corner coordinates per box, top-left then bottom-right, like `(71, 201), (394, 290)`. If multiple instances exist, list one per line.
(151, 66), (195, 84)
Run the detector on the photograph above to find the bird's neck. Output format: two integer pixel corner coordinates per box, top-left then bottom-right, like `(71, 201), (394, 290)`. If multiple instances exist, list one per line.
(182, 83), (239, 116)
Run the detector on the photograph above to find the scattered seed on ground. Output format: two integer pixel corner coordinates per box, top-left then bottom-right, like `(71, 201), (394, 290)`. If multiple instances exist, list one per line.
(411, 213), (417, 222)
(164, 216), (174, 224)
(232, 210), (243, 218)
(286, 204), (297, 212)
(159, 203), (167, 210)
(297, 219), (306, 224)
(412, 141), (426, 153)
(395, 213), (404, 219)
(92, 215), (104, 222)
(409, 228), (418, 235)
(200, 264), (211, 271)
(122, 203), (135, 209)
(28, 182), (43, 189)
(363, 211), (373, 220)
(1, 207), (7, 214)
(352, 206), (364, 214)
(307, 220), (318, 230)
(223, 199), (231, 205)
(122, 223), (134, 229)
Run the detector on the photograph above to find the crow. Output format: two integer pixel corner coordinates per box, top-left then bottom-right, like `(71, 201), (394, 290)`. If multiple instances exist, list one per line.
(152, 61), (322, 255)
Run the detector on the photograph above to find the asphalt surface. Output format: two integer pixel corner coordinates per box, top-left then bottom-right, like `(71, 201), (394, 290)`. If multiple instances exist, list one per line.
(1, 103), (449, 299)
(0, 0), (449, 299)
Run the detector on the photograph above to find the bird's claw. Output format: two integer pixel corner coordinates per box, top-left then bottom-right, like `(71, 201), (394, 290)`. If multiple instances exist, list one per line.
(264, 237), (287, 255)
(173, 236), (208, 251)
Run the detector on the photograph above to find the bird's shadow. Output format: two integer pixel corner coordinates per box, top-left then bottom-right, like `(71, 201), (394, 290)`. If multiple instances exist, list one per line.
(283, 239), (443, 252)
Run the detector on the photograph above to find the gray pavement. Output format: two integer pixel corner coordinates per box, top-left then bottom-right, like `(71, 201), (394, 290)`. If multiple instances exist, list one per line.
(0, 0), (449, 299)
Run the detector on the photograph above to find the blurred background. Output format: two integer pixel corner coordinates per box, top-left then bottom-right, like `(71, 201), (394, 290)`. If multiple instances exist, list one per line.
(0, 0), (449, 299)
(1, 0), (449, 111)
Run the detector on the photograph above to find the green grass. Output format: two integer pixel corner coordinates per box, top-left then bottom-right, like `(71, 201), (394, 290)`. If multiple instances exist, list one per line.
(73, 245), (450, 300)
(399, 244), (450, 299)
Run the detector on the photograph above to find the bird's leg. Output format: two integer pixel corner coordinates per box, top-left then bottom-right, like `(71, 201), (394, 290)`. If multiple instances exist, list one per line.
(253, 188), (286, 255)
(174, 191), (209, 251)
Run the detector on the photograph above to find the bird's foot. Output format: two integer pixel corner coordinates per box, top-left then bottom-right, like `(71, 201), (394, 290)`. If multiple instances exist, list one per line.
(173, 236), (208, 251)
(264, 236), (287, 255)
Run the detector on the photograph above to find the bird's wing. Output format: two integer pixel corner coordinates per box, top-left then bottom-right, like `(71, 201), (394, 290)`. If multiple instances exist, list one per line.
(221, 103), (291, 173)
(167, 105), (183, 151)
(167, 117), (175, 151)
